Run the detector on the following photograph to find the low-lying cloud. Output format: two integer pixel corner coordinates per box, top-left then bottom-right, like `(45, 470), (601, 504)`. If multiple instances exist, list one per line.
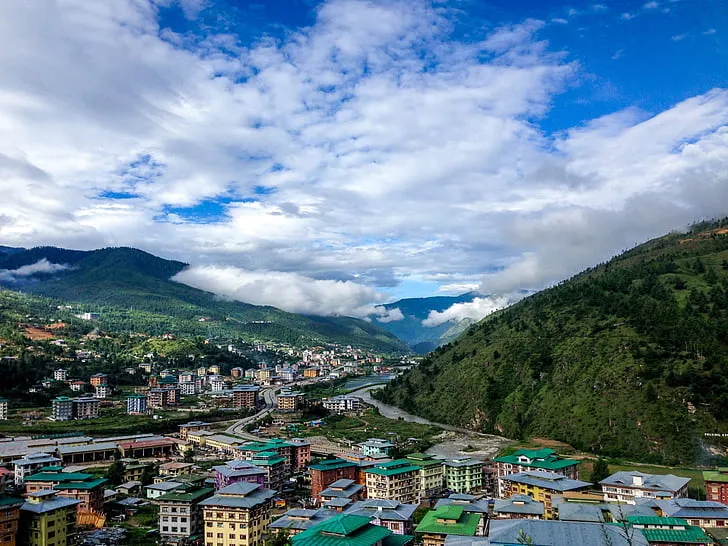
(173, 265), (388, 318)
(0, 259), (71, 283)
(422, 296), (513, 327)
(373, 307), (405, 323)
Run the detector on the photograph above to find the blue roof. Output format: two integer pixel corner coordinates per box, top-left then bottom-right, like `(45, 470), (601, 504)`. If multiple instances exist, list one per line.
(493, 495), (545, 516)
(435, 495), (490, 514)
(600, 471), (690, 493)
(500, 471), (592, 492)
(655, 498), (728, 519)
(345, 500), (418, 521)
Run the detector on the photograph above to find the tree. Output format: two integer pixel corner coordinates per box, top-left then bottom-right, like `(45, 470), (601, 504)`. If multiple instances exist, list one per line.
(106, 460), (125, 486)
(140, 464), (156, 486)
(591, 458), (611, 483)
(265, 532), (291, 546)
(183, 448), (195, 464)
(516, 529), (534, 545)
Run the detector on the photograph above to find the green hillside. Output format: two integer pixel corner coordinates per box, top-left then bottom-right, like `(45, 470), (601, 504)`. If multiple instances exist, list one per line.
(0, 247), (409, 353)
(375, 221), (728, 464)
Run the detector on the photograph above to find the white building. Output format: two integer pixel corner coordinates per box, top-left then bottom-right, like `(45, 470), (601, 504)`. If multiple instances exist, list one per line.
(0, 397), (7, 420)
(69, 381), (85, 392)
(127, 394), (148, 415)
(180, 382), (196, 396)
(54, 369), (68, 381)
(600, 471), (691, 504)
(12, 452), (61, 485)
(209, 376), (225, 392)
(51, 397), (74, 421)
(322, 396), (362, 413)
(95, 384), (110, 399)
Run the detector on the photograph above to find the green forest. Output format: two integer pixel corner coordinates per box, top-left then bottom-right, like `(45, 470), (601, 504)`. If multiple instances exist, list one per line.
(376, 220), (728, 465)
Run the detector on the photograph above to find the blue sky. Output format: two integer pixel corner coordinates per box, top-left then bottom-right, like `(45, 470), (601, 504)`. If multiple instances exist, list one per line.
(1, 0), (727, 322)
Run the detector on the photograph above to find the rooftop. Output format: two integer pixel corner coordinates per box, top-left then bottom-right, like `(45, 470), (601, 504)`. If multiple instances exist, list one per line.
(436, 494), (490, 515)
(416, 506), (481, 537)
(199, 482), (276, 509)
(364, 460), (420, 477)
(493, 495), (545, 516)
(156, 486), (214, 503)
(310, 459), (357, 472)
(292, 513), (404, 546)
(346, 500), (418, 521)
(600, 471), (691, 493)
(493, 448), (580, 471)
(501, 470), (592, 492)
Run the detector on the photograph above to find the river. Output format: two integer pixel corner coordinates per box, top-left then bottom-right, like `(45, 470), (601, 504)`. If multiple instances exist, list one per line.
(348, 385), (512, 459)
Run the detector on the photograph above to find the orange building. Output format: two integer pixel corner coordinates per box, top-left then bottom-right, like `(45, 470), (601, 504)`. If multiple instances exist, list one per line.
(0, 497), (23, 546)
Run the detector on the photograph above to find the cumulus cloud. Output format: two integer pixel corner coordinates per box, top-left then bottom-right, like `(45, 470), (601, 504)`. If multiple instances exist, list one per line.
(0, 0), (725, 305)
(373, 307), (405, 323)
(173, 265), (388, 318)
(422, 296), (513, 327)
(0, 259), (71, 282)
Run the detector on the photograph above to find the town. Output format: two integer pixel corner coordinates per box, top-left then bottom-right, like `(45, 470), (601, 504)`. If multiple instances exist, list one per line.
(0, 345), (726, 546)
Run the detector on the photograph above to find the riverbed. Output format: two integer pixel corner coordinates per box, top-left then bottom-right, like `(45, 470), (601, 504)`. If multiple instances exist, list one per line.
(348, 385), (512, 459)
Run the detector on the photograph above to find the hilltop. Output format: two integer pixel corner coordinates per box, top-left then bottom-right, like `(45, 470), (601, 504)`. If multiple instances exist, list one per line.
(376, 220), (728, 464)
(0, 246), (409, 353)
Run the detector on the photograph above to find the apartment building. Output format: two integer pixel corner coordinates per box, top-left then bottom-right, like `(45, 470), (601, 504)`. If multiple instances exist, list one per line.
(51, 397), (73, 421)
(19, 490), (79, 546)
(443, 458), (485, 494)
(600, 471), (690, 504)
(72, 397), (100, 420)
(277, 391), (305, 412)
(0, 398), (8, 421)
(364, 460), (420, 504)
(232, 385), (260, 409)
(310, 459), (359, 498)
(24, 469), (106, 513)
(406, 453), (444, 498)
(200, 482), (275, 546)
(500, 471), (592, 519)
(126, 394), (148, 415)
(157, 485), (215, 544)
(89, 373), (108, 387)
(322, 396), (362, 413)
(213, 460), (266, 490)
(0, 496), (23, 546)
(178, 421), (213, 441)
(703, 468), (728, 505)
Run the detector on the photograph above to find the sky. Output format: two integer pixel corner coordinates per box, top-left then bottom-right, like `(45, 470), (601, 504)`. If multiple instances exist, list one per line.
(1, 0), (727, 322)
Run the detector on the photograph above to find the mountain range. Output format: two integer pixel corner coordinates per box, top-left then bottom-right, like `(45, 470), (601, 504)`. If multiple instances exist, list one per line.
(0, 246), (409, 353)
(376, 220), (728, 465)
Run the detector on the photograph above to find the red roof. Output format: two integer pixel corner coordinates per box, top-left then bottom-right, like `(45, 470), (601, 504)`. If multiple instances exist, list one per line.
(119, 438), (176, 449)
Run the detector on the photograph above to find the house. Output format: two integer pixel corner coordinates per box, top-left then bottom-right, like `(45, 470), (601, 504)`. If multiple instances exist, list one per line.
(492, 494), (545, 520)
(703, 468), (728, 506)
(199, 482), (275, 546)
(627, 516), (712, 546)
(158, 462), (196, 478)
(19, 490), (80, 546)
(434, 494), (492, 534)
(310, 458), (358, 498)
(416, 505), (482, 546)
(212, 460), (266, 490)
(364, 460), (421, 504)
(145, 481), (186, 500)
(292, 513), (413, 546)
(12, 453), (61, 486)
(268, 508), (337, 536)
(318, 479), (364, 504)
(89, 373), (108, 387)
(156, 485), (214, 544)
(24, 468), (107, 513)
(443, 458), (485, 494)
(493, 449), (580, 496)
(443, 519), (649, 546)
(357, 438), (394, 458)
(406, 453), (444, 498)
(600, 472), (691, 504)
(498, 471), (592, 519)
(345, 499), (418, 535)
(116, 481), (142, 496)
(178, 421), (212, 441)
(653, 498), (728, 528)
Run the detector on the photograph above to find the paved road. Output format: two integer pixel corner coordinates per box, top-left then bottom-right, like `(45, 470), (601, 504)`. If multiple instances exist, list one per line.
(225, 387), (279, 438)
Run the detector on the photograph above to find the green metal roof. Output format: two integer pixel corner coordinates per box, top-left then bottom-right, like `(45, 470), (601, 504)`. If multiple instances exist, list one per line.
(406, 454), (442, 468)
(0, 496), (24, 508)
(638, 526), (712, 544)
(364, 460), (420, 477)
(310, 459), (357, 472)
(382, 535), (413, 546)
(26, 472), (94, 482)
(703, 470), (728, 483)
(628, 516), (690, 526)
(415, 506), (481, 537)
(292, 514), (393, 546)
(493, 448), (580, 470)
(156, 486), (215, 503)
(55, 478), (107, 490)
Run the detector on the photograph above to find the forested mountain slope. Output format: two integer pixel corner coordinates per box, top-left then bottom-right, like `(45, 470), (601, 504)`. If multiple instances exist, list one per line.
(0, 247), (409, 353)
(376, 221), (728, 464)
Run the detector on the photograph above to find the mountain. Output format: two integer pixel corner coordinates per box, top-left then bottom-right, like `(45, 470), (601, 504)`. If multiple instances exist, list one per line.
(375, 221), (728, 464)
(372, 293), (477, 353)
(0, 246), (409, 353)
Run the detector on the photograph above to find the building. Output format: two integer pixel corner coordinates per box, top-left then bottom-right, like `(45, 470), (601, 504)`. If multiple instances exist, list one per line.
(126, 394), (148, 415)
(19, 490), (80, 546)
(435, 494), (490, 534)
(94, 384), (109, 399)
(231, 367), (244, 378)
(345, 499), (418, 535)
(12, 453), (61, 486)
(156, 485), (214, 544)
(310, 459), (359, 498)
(416, 505), (482, 546)
(443, 458), (485, 494)
(600, 472), (691, 504)
(302, 368), (319, 379)
(444, 519), (649, 546)
(179, 382), (196, 396)
(159, 462), (196, 478)
(51, 396), (74, 421)
(147, 388), (170, 409)
(268, 508), (338, 537)
(209, 376), (226, 392)
(53, 369), (67, 382)
(250, 451), (287, 492)
(406, 453), (444, 498)
(653, 498), (728, 528)
(499, 471), (592, 519)
(364, 460), (420, 504)
(232, 385), (260, 409)
(493, 448), (580, 496)
(0, 496), (23, 546)
(277, 391), (305, 412)
(213, 460), (267, 490)
(0, 398), (8, 421)
(322, 396), (363, 414)
(179, 421), (212, 441)
(200, 482), (275, 546)
(24, 469), (107, 513)
(288, 438), (312, 472)
(203, 434), (246, 456)
(357, 438), (394, 458)
(145, 481), (186, 500)
(292, 513), (413, 546)
(492, 494), (545, 520)
(118, 437), (177, 459)
(319, 479), (364, 504)
(72, 396), (100, 419)
(165, 386), (181, 405)
(238, 438), (311, 474)
(89, 373), (108, 387)
(69, 381), (85, 392)
(703, 468), (728, 505)
(627, 516), (712, 546)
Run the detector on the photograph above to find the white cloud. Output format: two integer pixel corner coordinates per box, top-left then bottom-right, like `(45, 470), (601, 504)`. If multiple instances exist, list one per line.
(373, 307), (405, 323)
(672, 33), (688, 41)
(621, 12), (636, 20)
(703, 29), (717, 36)
(0, 259), (71, 282)
(422, 296), (513, 327)
(551, 18), (569, 24)
(643, 1), (659, 8)
(611, 49), (624, 60)
(173, 265), (388, 318)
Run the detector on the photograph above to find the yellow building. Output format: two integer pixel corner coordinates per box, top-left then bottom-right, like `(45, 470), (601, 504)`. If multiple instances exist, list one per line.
(303, 368), (319, 378)
(19, 490), (79, 546)
(277, 392), (305, 412)
(364, 460), (421, 504)
(499, 471), (592, 519)
(200, 482), (275, 546)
